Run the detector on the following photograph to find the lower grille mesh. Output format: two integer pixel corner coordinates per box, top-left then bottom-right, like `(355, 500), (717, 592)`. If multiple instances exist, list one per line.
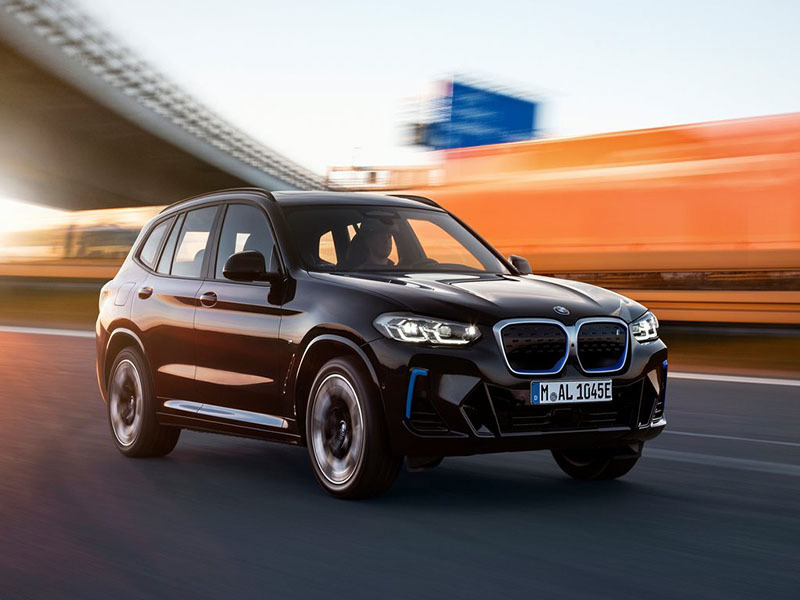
(409, 397), (448, 432)
(486, 382), (640, 434)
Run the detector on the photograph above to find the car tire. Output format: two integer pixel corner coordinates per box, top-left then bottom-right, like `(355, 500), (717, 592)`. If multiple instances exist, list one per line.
(551, 447), (639, 480)
(107, 347), (180, 458)
(306, 356), (401, 499)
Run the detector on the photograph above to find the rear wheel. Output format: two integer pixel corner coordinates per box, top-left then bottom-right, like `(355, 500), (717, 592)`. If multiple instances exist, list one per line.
(551, 447), (639, 480)
(107, 347), (180, 457)
(306, 356), (401, 499)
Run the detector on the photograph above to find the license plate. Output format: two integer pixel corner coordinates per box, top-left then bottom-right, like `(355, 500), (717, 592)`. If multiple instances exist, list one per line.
(531, 380), (613, 405)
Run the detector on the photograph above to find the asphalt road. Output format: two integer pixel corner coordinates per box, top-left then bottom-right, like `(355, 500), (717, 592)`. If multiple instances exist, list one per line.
(0, 330), (798, 599)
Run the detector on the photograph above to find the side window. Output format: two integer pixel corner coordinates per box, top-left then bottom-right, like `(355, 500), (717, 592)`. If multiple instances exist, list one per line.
(215, 204), (276, 279)
(138, 218), (172, 269)
(171, 206), (218, 278)
(156, 213), (184, 275)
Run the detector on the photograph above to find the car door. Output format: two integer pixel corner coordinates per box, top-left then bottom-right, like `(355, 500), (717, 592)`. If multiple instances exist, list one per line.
(132, 205), (219, 405)
(193, 202), (289, 430)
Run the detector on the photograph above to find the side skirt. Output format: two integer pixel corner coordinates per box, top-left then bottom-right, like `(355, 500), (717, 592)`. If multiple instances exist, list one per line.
(157, 408), (303, 445)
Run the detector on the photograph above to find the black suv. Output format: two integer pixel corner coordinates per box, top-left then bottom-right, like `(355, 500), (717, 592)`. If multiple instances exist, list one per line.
(96, 189), (667, 498)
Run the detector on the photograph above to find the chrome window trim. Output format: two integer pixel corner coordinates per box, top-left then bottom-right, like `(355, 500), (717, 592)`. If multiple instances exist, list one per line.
(493, 316), (630, 376)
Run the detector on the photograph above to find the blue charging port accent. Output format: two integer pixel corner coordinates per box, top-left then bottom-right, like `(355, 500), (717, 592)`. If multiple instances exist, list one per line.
(406, 368), (429, 419)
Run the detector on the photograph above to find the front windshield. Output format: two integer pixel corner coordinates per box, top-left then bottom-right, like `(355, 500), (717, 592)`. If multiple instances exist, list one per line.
(282, 205), (510, 274)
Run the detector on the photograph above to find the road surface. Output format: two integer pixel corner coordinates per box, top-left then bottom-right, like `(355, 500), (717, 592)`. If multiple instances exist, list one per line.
(0, 329), (798, 599)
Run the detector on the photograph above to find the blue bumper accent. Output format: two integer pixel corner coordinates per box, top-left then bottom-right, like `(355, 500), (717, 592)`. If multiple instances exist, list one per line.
(405, 368), (429, 419)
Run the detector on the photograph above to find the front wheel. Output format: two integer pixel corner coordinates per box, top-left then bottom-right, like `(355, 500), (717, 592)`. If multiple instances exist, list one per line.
(551, 447), (639, 480)
(306, 357), (401, 499)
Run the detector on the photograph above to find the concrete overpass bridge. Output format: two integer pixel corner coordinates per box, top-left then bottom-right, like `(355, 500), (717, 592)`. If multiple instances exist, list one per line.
(0, 0), (325, 211)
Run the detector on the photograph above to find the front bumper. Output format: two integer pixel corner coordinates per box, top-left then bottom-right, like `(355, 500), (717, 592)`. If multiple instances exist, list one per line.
(364, 335), (668, 457)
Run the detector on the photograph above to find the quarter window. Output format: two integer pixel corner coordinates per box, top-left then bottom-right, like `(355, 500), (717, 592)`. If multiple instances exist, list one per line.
(138, 218), (171, 269)
(171, 206), (218, 278)
(156, 213), (184, 275)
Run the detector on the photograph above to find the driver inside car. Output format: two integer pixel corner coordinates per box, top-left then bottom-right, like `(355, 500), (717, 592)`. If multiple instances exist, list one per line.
(345, 219), (395, 269)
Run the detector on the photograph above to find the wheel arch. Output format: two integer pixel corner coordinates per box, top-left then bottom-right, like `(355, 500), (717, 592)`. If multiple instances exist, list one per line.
(292, 333), (382, 444)
(102, 327), (146, 400)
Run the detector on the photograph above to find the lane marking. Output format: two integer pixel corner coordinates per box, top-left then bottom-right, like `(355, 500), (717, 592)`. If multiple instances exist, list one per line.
(669, 371), (800, 388)
(664, 430), (800, 448)
(0, 325), (94, 339)
(645, 448), (800, 477)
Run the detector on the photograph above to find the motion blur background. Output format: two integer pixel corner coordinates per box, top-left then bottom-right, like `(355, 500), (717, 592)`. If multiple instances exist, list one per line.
(1, 0), (798, 374)
(0, 1), (798, 598)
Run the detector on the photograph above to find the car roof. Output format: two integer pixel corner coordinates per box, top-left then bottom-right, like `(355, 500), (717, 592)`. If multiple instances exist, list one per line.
(160, 188), (441, 215)
(271, 190), (441, 209)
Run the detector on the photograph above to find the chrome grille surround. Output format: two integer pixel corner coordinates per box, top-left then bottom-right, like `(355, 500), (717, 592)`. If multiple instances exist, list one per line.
(494, 317), (630, 376)
(576, 319), (630, 374)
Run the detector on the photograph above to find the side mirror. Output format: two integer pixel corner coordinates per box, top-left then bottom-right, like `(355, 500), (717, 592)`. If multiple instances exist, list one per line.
(222, 250), (280, 283)
(509, 254), (532, 275)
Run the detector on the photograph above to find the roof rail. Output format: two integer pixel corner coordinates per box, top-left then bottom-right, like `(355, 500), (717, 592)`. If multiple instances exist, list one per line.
(158, 187), (273, 213)
(388, 194), (442, 209)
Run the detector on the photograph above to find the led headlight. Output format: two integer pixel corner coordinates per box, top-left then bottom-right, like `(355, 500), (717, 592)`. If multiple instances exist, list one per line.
(374, 313), (481, 345)
(631, 311), (659, 342)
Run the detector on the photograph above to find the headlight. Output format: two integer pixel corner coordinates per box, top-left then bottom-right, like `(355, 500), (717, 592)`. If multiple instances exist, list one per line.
(373, 313), (481, 345)
(631, 311), (659, 342)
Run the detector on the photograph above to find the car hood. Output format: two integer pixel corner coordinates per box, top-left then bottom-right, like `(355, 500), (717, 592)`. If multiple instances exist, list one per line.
(310, 271), (647, 325)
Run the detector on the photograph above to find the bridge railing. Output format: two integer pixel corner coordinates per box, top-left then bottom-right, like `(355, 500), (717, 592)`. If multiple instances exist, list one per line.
(0, 0), (326, 190)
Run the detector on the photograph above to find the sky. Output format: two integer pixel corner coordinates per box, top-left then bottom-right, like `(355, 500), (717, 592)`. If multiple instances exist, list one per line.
(70, 0), (800, 176)
(34, 0), (800, 178)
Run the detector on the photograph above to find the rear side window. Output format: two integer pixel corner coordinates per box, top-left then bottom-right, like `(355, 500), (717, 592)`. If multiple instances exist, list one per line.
(171, 206), (218, 278)
(214, 204), (276, 279)
(138, 218), (172, 269)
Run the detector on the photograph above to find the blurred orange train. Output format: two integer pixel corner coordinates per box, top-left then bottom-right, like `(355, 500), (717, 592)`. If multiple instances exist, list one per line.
(331, 113), (800, 324)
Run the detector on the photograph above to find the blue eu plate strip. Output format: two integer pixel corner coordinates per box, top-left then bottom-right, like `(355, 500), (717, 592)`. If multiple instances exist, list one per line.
(406, 368), (429, 419)
(531, 381), (541, 405)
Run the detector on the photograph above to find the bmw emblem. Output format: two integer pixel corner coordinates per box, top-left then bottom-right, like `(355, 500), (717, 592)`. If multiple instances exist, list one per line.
(553, 306), (570, 315)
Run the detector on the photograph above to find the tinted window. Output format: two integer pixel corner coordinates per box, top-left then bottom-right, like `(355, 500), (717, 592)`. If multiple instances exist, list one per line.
(138, 218), (171, 269)
(215, 204), (276, 279)
(171, 206), (218, 278)
(282, 205), (508, 274)
(156, 213), (184, 275)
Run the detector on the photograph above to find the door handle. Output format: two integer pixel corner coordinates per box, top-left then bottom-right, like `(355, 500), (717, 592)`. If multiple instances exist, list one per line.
(137, 286), (153, 299)
(200, 291), (218, 307)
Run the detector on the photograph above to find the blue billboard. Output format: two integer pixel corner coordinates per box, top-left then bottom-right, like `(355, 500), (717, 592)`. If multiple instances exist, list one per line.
(422, 81), (537, 150)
